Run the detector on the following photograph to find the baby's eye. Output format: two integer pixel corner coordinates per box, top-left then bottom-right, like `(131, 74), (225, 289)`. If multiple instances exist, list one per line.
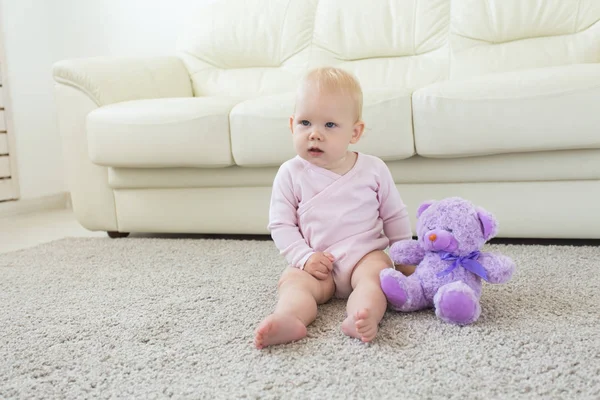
(300, 120), (310, 126)
(325, 122), (336, 128)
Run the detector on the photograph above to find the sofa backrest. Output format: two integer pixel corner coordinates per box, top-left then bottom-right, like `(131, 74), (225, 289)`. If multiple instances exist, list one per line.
(450, 0), (600, 79)
(176, 0), (600, 97)
(176, 0), (450, 97)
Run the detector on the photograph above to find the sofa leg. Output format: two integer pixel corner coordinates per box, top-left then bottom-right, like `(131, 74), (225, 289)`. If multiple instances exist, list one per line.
(107, 231), (130, 239)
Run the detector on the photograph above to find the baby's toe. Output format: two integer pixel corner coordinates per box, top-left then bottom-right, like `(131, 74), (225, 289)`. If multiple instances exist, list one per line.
(355, 309), (369, 321)
(355, 318), (368, 330)
(361, 327), (378, 342)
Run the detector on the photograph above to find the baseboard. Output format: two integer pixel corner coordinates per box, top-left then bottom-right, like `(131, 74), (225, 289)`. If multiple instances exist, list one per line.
(0, 192), (71, 218)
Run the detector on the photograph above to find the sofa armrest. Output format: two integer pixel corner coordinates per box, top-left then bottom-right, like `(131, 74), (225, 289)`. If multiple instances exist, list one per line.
(52, 56), (191, 233)
(52, 56), (193, 106)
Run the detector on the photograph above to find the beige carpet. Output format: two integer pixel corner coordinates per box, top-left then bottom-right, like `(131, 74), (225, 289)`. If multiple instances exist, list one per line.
(0, 238), (598, 399)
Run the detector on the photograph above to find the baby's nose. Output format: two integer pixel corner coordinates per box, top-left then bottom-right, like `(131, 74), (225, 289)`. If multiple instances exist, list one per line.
(429, 233), (437, 242)
(309, 130), (322, 140)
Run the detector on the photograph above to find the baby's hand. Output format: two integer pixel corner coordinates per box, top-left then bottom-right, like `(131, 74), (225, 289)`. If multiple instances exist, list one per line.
(304, 252), (335, 280)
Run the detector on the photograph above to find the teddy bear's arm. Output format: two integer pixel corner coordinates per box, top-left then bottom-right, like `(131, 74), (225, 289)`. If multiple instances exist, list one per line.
(479, 253), (515, 284)
(389, 239), (426, 266)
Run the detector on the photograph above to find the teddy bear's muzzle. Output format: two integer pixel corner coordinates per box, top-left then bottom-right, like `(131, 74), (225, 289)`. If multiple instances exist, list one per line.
(425, 230), (458, 252)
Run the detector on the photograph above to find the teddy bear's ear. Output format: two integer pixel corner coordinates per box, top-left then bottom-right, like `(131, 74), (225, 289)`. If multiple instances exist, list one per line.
(417, 200), (436, 218)
(476, 207), (498, 240)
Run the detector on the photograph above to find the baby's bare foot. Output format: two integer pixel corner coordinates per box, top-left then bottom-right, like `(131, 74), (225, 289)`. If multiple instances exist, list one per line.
(254, 314), (307, 349)
(341, 309), (378, 342)
(354, 309), (379, 342)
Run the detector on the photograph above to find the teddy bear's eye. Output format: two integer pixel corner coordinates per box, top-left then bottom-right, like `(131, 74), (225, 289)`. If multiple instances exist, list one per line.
(445, 228), (453, 233)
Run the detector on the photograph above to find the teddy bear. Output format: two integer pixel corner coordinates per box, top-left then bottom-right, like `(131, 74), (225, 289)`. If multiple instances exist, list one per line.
(380, 197), (515, 325)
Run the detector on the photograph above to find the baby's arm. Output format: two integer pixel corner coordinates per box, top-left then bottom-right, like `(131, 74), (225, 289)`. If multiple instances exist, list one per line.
(268, 166), (314, 269)
(376, 161), (412, 244)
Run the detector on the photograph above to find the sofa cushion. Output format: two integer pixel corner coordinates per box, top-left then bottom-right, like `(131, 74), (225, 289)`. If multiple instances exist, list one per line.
(87, 97), (241, 168)
(107, 149), (600, 189)
(229, 89), (415, 166)
(177, 0), (451, 97)
(412, 63), (600, 158)
(449, 1), (600, 79)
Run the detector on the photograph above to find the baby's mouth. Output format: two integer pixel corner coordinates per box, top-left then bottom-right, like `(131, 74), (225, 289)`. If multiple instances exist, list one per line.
(308, 147), (324, 155)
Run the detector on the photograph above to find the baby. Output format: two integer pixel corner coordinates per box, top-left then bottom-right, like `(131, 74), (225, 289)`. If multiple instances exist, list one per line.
(254, 67), (412, 349)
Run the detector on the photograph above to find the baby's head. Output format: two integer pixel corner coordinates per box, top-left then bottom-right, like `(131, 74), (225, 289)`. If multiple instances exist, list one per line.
(290, 67), (365, 171)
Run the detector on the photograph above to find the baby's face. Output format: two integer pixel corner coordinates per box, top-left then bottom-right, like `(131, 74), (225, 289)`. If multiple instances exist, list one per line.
(290, 82), (363, 171)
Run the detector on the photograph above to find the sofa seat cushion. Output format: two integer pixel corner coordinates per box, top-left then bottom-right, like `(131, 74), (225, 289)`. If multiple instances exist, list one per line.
(229, 89), (415, 167)
(86, 97), (241, 168)
(413, 63), (600, 158)
(107, 149), (600, 189)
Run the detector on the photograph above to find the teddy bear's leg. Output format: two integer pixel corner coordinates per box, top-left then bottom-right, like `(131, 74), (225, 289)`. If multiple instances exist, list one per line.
(380, 268), (428, 312)
(433, 281), (481, 325)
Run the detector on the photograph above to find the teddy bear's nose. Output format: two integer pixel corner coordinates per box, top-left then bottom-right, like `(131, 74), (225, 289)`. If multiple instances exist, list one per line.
(429, 233), (437, 242)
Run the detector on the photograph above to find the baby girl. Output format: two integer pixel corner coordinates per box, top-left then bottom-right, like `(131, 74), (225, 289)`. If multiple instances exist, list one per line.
(254, 67), (412, 349)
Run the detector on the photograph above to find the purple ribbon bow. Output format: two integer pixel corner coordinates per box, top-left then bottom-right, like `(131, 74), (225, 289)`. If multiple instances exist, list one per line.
(437, 251), (489, 281)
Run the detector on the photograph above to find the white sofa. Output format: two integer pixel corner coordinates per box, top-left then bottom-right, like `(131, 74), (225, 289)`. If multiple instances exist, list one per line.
(52, 0), (600, 239)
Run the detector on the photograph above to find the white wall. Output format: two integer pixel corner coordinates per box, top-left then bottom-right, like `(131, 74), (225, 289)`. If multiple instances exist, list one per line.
(50, 0), (220, 59)
(0, 0), (216, 200)
(0, 0), (61, 200)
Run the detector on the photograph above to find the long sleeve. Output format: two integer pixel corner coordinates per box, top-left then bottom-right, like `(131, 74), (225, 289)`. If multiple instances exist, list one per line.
(267, 165), (314, 269)
(376, 161), (412, 244)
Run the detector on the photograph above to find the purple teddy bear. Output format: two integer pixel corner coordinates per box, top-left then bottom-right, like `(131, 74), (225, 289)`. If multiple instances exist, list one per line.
(380, 197), (515, 325)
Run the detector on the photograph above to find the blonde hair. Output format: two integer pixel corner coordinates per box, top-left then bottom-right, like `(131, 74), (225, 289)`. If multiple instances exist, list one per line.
(299, 67), (363, 121)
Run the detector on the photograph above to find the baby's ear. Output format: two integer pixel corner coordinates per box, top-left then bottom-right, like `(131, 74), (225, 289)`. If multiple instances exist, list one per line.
(417, 200), (435, 218)
(350, 121), (365, 144)
(289, 116), (294, 134)
(476, 207), (498, 240)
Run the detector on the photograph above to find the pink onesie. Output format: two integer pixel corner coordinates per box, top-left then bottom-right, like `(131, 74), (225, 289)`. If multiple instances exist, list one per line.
(268, 152), (412, 298)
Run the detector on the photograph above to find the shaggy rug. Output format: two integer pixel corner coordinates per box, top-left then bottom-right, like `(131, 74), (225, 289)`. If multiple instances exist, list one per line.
(0, 238), (598, 399)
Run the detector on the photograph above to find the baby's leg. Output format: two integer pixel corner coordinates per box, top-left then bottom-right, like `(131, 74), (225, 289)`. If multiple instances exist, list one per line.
(395, 264), (416, 276)
(342, 251), (391, 342)
(254, 267), (335, 349)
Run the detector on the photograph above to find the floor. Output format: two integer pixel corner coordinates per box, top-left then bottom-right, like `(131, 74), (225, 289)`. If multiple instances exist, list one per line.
(0, 208), (106, 254)
(0, 207), (274, 255)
